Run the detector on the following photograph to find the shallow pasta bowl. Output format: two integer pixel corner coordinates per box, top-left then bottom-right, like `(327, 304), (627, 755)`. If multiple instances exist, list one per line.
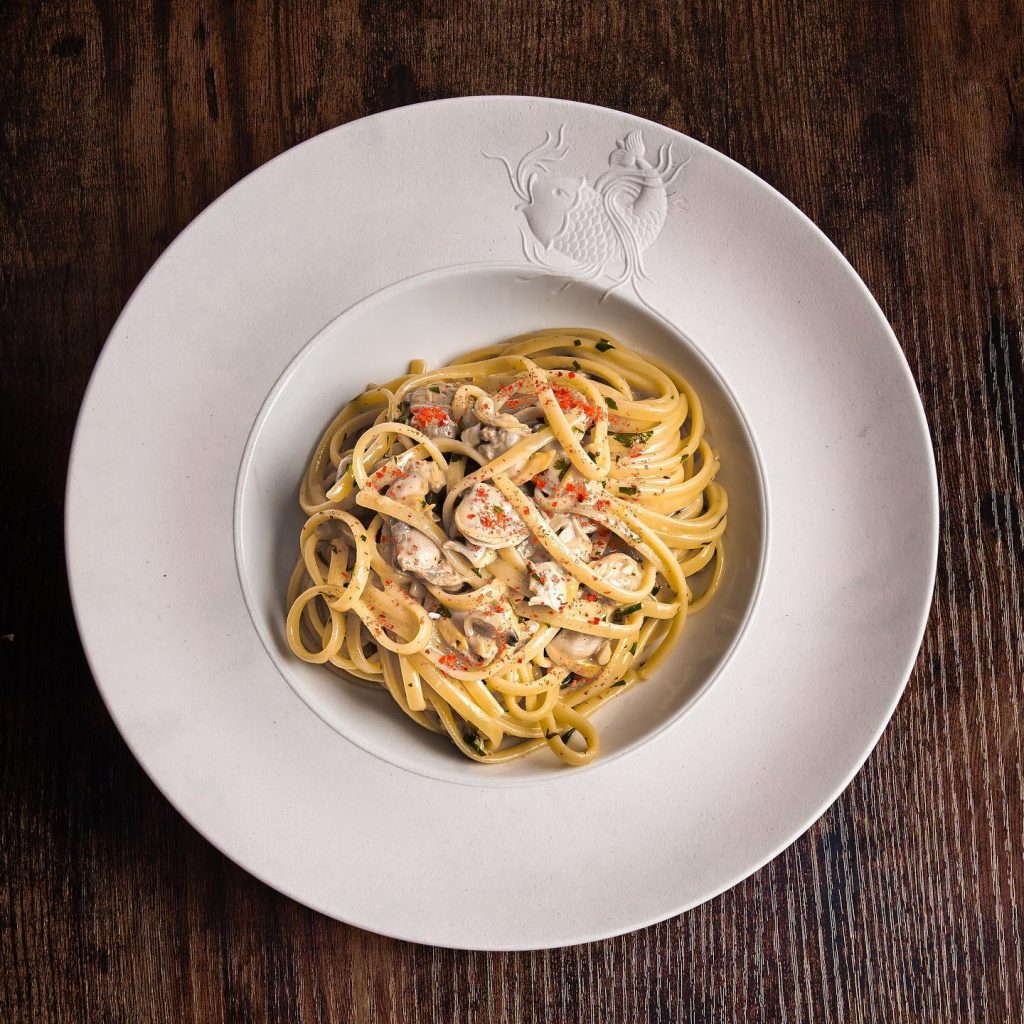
(66, 97), (937, 949)
(235, 266), (768, 783)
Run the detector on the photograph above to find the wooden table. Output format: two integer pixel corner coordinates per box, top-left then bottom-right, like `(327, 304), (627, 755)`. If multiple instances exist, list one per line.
(3, 2), (1022, 1020)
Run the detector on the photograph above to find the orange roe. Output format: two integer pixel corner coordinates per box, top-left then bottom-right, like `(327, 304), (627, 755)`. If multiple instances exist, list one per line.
(550, 384), (597, 420)
(410, 405), (449, 430)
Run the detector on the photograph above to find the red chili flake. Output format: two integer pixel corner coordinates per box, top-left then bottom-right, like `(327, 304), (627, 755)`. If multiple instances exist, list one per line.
(466, 513), (476, 519)
(438, 652), (458, 669)
(589, 616), (601, 625)
(497, 377), (530, 400)
(410, 406), (449, 430)
(568, 372), (576, 379)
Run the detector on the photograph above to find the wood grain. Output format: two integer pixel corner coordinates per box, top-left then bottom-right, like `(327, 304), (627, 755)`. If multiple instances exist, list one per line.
(2, 1), (1022, 1020)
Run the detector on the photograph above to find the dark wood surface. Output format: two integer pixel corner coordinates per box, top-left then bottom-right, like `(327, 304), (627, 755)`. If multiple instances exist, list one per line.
(3, 1), (1022, 1020)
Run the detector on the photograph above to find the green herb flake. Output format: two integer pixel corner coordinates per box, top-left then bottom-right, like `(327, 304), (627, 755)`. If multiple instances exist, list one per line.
(492, 504), (506, 517)
(652, 585), (661, 597)
(361, 535), (368, 542)
(596, 339), (614, 352)
(469, 565), (482, 577)
(572, 359), (582, 371)
(562, 728), (576, 743)
(587, 450), (598, 463)
(555, 457), (572, 481)
(429, 385), (441, 393)
(611, 679), (627, 688)
(629, 642), (638, 655)
(464, 729), (486, 756)
(573, 338), (582, 347)
(612, 602), (643, 622)
(606, 397), (618, 410)
(437, 605), (452, 618)
(618, 485), (639, 496)
(611, 429), (654, 448)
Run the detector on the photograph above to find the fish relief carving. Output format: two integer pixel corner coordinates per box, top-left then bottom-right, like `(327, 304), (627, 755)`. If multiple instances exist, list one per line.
(483, 124), (688, 302)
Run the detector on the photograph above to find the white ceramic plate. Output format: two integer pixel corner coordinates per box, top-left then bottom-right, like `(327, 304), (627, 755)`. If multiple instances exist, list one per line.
(66, 97), (937, 950)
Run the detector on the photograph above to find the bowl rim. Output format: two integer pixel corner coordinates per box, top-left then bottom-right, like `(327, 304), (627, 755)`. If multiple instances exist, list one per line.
(64, 95), (938, 947)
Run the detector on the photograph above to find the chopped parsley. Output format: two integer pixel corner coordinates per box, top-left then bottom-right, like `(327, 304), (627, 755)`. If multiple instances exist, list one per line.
(612, 602), (643, 622)
(586, 450), (598, 463)
(573, 338), (582, 347)
(596, 339), (614, 352)
(611, 679), (627, 688)
(629, 642), (638, 655)
(492, 504), (506, 517)
(611, 429), (654, 447)
(652, 585), (661, 597)
(618, 485), (639, 496)
(605, 397), (618, 410)
(429, 385), (441, 393)
(436, 605), (452, 618)
(463, 729), (486, 756)
(555, 457), (572, 480)
(572, 359), (582, 371)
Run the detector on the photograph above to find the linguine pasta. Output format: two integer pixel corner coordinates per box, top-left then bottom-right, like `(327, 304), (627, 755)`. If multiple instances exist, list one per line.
(286, 329), (727, 765)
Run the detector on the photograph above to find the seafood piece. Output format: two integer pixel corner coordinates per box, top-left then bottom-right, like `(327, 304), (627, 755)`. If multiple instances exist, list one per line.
(455, 482), (530, 549)
(527, 561), (571, 612)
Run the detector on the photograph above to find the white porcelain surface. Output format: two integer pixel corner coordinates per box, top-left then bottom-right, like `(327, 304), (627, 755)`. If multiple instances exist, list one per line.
(66, 97), (937, 950)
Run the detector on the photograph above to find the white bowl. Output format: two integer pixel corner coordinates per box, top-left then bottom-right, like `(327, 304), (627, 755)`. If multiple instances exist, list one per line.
(235, 263), (768, 784)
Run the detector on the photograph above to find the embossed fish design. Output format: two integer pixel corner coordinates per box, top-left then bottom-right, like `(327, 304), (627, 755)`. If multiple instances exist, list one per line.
(484, 124), (686, 292)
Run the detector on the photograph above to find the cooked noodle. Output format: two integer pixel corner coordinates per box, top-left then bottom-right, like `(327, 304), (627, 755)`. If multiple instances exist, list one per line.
(286, 329), (726, 765)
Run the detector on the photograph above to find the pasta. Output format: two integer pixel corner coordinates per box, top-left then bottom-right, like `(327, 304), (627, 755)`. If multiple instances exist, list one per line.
(285, 329), (727, 766)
